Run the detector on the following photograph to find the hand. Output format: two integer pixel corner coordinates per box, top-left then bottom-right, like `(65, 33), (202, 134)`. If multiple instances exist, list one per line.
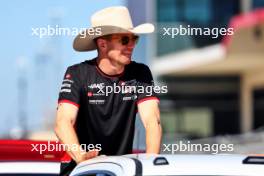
(76, 150), (99, 164)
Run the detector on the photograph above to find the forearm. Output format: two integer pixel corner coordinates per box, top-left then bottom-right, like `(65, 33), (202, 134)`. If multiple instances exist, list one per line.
(145, 121), (162, 154)
(55, 120), (84, 163)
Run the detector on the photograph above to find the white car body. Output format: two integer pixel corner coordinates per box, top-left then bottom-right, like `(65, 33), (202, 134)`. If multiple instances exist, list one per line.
(70, 154), (264, 176)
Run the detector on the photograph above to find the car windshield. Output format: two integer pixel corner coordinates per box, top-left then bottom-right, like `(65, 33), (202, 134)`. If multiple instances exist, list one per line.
(75, 171), (115, 176)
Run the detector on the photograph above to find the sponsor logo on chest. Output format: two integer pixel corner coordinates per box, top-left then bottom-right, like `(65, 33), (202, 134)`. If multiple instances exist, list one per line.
(88, 99), (105, 104)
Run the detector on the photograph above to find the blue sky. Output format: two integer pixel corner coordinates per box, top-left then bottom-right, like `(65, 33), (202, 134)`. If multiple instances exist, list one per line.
(0, 0), (126, 136)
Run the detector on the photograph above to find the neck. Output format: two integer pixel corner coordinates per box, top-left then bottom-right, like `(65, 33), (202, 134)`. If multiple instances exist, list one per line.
(96, 55), (125, 76)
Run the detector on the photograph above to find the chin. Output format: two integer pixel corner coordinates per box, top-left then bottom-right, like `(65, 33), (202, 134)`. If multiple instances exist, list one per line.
(121, 60), (130, 66)
(121, 56), (131, 65)
(125, 59), (131, 65)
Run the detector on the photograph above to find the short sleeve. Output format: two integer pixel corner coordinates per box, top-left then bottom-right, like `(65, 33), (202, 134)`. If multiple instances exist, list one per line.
(136, 65), (159, 104)
(58, 66), (82, 108)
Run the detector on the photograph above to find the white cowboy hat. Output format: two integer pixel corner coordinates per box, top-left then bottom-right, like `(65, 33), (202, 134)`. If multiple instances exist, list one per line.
(73, 6), (155, 51)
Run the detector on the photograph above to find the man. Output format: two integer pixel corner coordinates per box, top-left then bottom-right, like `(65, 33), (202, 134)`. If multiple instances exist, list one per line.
(55, 6), (162, 175)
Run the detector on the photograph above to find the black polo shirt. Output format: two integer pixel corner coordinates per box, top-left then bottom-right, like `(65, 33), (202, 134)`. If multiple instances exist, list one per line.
(58, 58), (158, 155)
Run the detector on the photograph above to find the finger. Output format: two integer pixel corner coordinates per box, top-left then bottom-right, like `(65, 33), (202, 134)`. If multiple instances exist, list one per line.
(85, 150), (98, 159)
(91, 150), (99, 157)
(90, 149), (99, 155)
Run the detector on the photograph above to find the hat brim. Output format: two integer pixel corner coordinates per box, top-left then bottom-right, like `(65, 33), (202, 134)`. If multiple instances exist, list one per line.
(73, 23), (154, 52)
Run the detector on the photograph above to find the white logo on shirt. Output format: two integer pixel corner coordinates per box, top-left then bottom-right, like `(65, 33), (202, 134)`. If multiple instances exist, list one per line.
(88, 83), (105, 89)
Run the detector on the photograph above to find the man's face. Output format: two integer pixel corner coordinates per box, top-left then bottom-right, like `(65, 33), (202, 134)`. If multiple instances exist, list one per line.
(105, 33), (139, 65)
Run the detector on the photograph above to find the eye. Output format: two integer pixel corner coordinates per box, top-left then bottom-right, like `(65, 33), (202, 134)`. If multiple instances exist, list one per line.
(133, 35), (139, 40)
(121, 36), (130, 45)
(133, 35), (139, 43)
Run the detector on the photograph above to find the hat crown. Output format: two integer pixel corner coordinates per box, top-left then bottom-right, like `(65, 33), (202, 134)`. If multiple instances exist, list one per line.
(91, 6), (134, 29)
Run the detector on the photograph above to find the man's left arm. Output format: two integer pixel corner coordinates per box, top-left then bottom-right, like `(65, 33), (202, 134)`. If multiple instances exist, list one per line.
(138, 99), (162, 154)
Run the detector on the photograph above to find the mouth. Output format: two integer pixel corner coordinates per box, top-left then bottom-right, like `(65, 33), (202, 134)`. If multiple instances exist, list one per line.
(123, 53), (132, 58)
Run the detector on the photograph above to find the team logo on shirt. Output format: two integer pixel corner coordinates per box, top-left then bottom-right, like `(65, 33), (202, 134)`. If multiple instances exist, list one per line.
(88, 83), (105, 89)
(87, 83), (106, 96)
